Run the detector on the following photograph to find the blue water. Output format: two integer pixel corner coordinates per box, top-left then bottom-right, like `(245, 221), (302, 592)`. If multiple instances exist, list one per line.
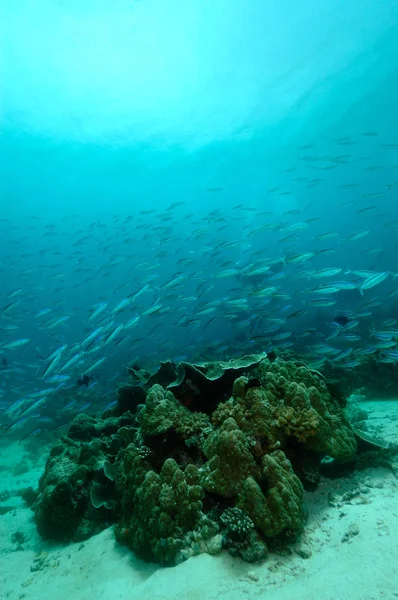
(1, 0), (398, 434)
(1, 5), (398, 600)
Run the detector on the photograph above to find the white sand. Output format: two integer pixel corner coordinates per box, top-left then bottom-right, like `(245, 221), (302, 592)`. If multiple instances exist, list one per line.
(1, 399), (398, 600)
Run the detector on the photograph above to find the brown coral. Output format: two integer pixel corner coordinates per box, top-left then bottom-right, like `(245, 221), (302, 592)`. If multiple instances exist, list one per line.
(214, 359), (357, 462)
(139, 384), (210, 440)
(237, 450), (304, 538)
(201, 418), (259, 497)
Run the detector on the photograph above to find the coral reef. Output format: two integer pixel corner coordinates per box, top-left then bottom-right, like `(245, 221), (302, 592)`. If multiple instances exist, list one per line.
(213, 359), (357, 462)
(219, 507), (268, 562)
(34, 355), (360, 565)
(115, 450), (220, 565)
(138, 384), (210, 440)
(236, 451), (303, 539)
(34, 412), (134, 540)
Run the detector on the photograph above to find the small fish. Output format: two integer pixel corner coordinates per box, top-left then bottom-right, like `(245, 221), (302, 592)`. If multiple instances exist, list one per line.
(287, 310), (305, 319)
(215, 269), (240, 278)
(7, 288), (23, 299)
(263, 317), (286, 325)
(371, 331), (394, 341)
(285, 222), (309, 233)
(28, 388), (56, 399)
(310, 285), (342, 295)
(167, 201), (186, 209)
(272, 332), (292, 341)
(42, 352), (64, 379)
(360, 272), (389, 294)
(250, 286), (279, 298)
(18, 397), (48, 417)
(196, 307), (216, 316)
(305, 298), (337, 307)
(343, 319), (359, 330)
(59, 352), (85, 373)
(346, 269), (377, 279)
(285, 252), (315, 265)
(311, 268), (342, 278)
(45, 374), (71, 383)
(363, 247), (383, 255)
(82, 357), (106, 376)
(45, 316), (70, 329)
(19, 428), (42, 443)
(330, 281), (357, 291)
(89, 303), (108, 321)
(46, 344), (68, 363)
(3, 338), (30, 350)
(372, 340), (397, 349)
(81, 327), (104, 349)
(112, 298), (131, 315)
(339, 360), (361, 368)
(381, 350), (398, 360)
(103, 324), (124, 345)
(313, 232), (339, 241)
(124, 316), (140, 329)
(333, 348), (354, 361)
(355, 347), (378, 356)
(345, 230), (370, 242)
(242, 265), (271, 277)
(141, 305), (163, 317)
(359, 191), (385, 198)
(381, 319), (397, 327)
(356, 206), (376, 214)
(339, 334), (361, 342)
(161, 273), (187, 290)
(129, 283), (150, 302)
(35, 308), (52, 318)
(283, 209), (301, 216)
(1, 301), (21, 316)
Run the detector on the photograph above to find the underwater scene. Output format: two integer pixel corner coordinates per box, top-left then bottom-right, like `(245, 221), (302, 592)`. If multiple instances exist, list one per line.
(1, 1), (398, 599)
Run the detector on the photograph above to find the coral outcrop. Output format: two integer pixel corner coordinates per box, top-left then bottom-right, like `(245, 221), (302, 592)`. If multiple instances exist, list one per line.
(116, 449), (220, 565)
(34, 355), (359, 565)
(213, 359), (357, 462)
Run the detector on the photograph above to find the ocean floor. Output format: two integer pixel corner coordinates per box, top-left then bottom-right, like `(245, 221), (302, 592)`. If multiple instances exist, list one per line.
(1, 398), (398, 600)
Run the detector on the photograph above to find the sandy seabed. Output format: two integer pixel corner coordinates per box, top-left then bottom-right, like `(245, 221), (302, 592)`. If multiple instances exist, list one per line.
(1, 398), (398, 600)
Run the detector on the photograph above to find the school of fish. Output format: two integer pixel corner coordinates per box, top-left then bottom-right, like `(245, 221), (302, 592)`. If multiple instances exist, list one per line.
(1, 131), (398, 441)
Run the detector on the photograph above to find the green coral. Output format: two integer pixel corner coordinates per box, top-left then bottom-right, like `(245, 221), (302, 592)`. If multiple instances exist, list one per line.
(34, 355), (359, 567)
(237, 450), (304, 538)
(68, 412), (135, 441)
(201, 417), (259, 497)
(261, 360), (358, 461)
(34, 412), (134, 541)
(116, 448), (219, 564)
(138, 384), (210, 439)
(213, 358), (357, 462)
(34, 437), (95, 540)
(201, 416), (304, 540)
(220, 507), (268, 563)
(220, 506), (254, 536)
